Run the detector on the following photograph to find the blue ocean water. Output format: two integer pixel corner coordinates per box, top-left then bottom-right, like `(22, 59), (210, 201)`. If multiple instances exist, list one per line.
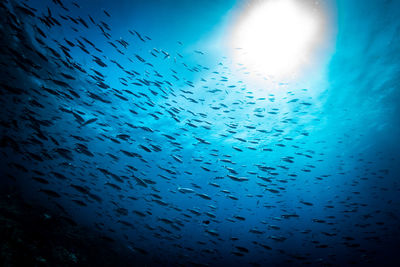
(0, 0), (399, 266)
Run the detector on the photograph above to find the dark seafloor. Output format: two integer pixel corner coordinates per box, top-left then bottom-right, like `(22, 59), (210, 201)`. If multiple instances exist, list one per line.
(0, 0), (400, 266)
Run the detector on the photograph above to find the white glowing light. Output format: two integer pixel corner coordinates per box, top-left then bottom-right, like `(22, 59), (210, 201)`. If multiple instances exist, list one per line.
(231, 0), (321, 79)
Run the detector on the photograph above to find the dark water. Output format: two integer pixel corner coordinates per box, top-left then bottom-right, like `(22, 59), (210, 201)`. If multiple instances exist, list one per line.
(1, 0), (399, 266)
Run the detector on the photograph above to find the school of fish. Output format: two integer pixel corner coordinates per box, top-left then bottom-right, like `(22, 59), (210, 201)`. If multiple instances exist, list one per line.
(0, 0), (399, 266)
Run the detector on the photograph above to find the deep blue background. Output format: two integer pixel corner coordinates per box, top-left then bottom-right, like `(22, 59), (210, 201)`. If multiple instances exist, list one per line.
(1, 0), (399, 265)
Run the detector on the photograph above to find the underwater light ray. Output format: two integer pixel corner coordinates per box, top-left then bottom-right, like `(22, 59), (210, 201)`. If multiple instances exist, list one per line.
(230, 0), (326, 80)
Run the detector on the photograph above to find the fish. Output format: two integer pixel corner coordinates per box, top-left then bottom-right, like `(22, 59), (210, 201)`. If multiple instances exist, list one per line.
(178, 187), (195, 194)
(39, 189), (61, 198)
(0, 1), (397, 266)
(196, 193), (211, 200)
(133, 175), (148, 187)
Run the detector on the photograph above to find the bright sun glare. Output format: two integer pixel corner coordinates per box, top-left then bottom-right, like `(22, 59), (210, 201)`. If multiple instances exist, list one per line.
(231, 0), (322, 79)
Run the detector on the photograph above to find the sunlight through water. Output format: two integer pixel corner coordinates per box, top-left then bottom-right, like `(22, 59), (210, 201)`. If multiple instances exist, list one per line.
(231, 0), (327, 81)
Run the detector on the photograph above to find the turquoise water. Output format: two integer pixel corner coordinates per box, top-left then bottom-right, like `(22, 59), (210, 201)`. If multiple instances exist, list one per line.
(1, 0), (399, 265)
